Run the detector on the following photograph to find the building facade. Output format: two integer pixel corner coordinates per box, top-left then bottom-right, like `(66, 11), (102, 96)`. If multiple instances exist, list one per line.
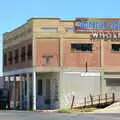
(3, 18), (120, 110)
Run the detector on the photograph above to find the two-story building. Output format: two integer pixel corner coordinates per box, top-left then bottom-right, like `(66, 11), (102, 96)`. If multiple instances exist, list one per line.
(3, 18), (120, 110)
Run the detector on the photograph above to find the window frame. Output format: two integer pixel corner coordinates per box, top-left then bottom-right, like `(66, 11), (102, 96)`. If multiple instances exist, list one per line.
(4, 53), (7, 66)
(21, 46), (26, 62)
(8, 51), (13, 65)
(112, 44), (120, 52)
(71, 43), (93, 52)
(40, 27), (58, 32)
(66, 28), (74, 32)
(38, 80), (42, 96)
(27, 44), (32, 60)
(14, 49), (19, 64)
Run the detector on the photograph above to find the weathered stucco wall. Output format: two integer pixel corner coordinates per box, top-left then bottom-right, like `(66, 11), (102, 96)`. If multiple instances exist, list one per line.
(60, 71), (100, 108)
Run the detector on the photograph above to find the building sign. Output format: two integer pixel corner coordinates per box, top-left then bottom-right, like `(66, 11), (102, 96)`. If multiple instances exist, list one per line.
(91, 32), (120, 40)
(63, 72), (100, 76)
(74, 18), (120, 32)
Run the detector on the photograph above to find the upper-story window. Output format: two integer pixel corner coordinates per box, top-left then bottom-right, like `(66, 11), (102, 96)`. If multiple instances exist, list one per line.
(41, 27), (58, 32)
(4, 53), (7, 66)
(27, 28), (32, 33)
(112, 44), (120, 52)
(27, 44), (32, 60)
(66, 28), (74, 32)
(71, 43), (93, 52)
(21, 46), (26, 62)
(14, 49), (19, 64)
(8, 51), (13, 65)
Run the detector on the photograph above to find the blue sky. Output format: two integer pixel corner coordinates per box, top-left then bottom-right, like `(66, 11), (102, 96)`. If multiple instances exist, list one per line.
(0, 0), (120, 74)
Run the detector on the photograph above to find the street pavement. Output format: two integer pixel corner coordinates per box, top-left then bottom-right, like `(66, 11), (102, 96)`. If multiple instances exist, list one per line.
(0, 111), (119, 120)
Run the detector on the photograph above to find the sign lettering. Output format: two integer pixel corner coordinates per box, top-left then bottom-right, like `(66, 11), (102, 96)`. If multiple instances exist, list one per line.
(74, 18), (120, 32)
(91, 32), (120, 40)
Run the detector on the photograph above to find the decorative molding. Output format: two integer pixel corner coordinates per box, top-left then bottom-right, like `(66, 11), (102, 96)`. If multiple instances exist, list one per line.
(3, 68), (33, 76)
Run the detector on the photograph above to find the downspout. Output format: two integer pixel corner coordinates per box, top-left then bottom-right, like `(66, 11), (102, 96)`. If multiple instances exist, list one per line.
(100, 38), (104, 95)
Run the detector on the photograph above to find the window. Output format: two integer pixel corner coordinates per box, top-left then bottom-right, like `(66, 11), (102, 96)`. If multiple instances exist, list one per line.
(4, 53), (7, 66)
(71, 43), (92, 52)
(38, 80), (42, 96)
(14, 49), (19, 64)
(112, 44), (120, 52)
(45, 79), (51, 104)
(8, 51), (13, 65)
(21, 46), (26, 62)
(27, 44), (32, 60)
(66, 28), (74, 32)
(41, 27), (58, 32)
(27, 28), (32, 33)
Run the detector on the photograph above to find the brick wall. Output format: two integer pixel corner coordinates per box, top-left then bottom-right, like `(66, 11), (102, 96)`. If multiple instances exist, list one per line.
(36, 39), (60, 67)
(104, 42), (120, 67)
(63, 40), (101, 67)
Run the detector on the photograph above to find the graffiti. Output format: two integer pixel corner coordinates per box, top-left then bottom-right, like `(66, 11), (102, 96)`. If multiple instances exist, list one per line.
(61, 92), (86, 107)
(107, 86), (120, 99)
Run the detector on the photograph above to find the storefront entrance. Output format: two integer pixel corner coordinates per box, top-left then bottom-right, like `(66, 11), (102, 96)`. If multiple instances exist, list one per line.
(36, 72), (59, 110)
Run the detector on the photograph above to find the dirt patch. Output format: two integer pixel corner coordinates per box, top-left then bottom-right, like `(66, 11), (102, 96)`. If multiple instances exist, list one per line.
(94, 102), (120, 113)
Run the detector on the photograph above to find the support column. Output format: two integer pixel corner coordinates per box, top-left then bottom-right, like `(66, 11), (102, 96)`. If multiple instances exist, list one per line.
(8, 76), (10, 109)
(23, 75), (25, 109)
(13, 76), (16, 109)
(20, 74), (23, 110)
(19, 74), (22, 110)
(33, 71), (36, 110)
(3, 76), (6, 88)
(59, 70), (63, 109)
(3, 76), (9, 89)
(100, 39), (104, 94)
(26, 73), (30, 110)
(60, 35), (64, 67)
(8, 76), (10, 89)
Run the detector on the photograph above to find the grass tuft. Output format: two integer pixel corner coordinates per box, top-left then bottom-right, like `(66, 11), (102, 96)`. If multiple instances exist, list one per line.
(56, 107), (97, 113)
(56, 109), (71, 113)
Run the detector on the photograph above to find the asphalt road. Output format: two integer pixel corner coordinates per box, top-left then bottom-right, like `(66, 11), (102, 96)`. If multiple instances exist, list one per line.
(0, 111), (119, 120)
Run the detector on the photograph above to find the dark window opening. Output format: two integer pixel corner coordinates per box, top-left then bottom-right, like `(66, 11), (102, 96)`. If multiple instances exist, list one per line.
(8, 51), (13, 65)
(71, 43), (92, 52)
(38, 80), (42, 96)
(41, 27), (58, 32)
(27, 44), (32, 60)
(4, 53), (7, 66)
(45, 79), (51, 104)
(21, 46), (26, 62)
(112, 44), (120, 52)
(14, 49), (19, 64)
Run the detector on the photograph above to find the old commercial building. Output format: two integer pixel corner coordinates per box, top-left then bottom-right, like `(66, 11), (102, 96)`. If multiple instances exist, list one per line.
(3, 18), (120, 110)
